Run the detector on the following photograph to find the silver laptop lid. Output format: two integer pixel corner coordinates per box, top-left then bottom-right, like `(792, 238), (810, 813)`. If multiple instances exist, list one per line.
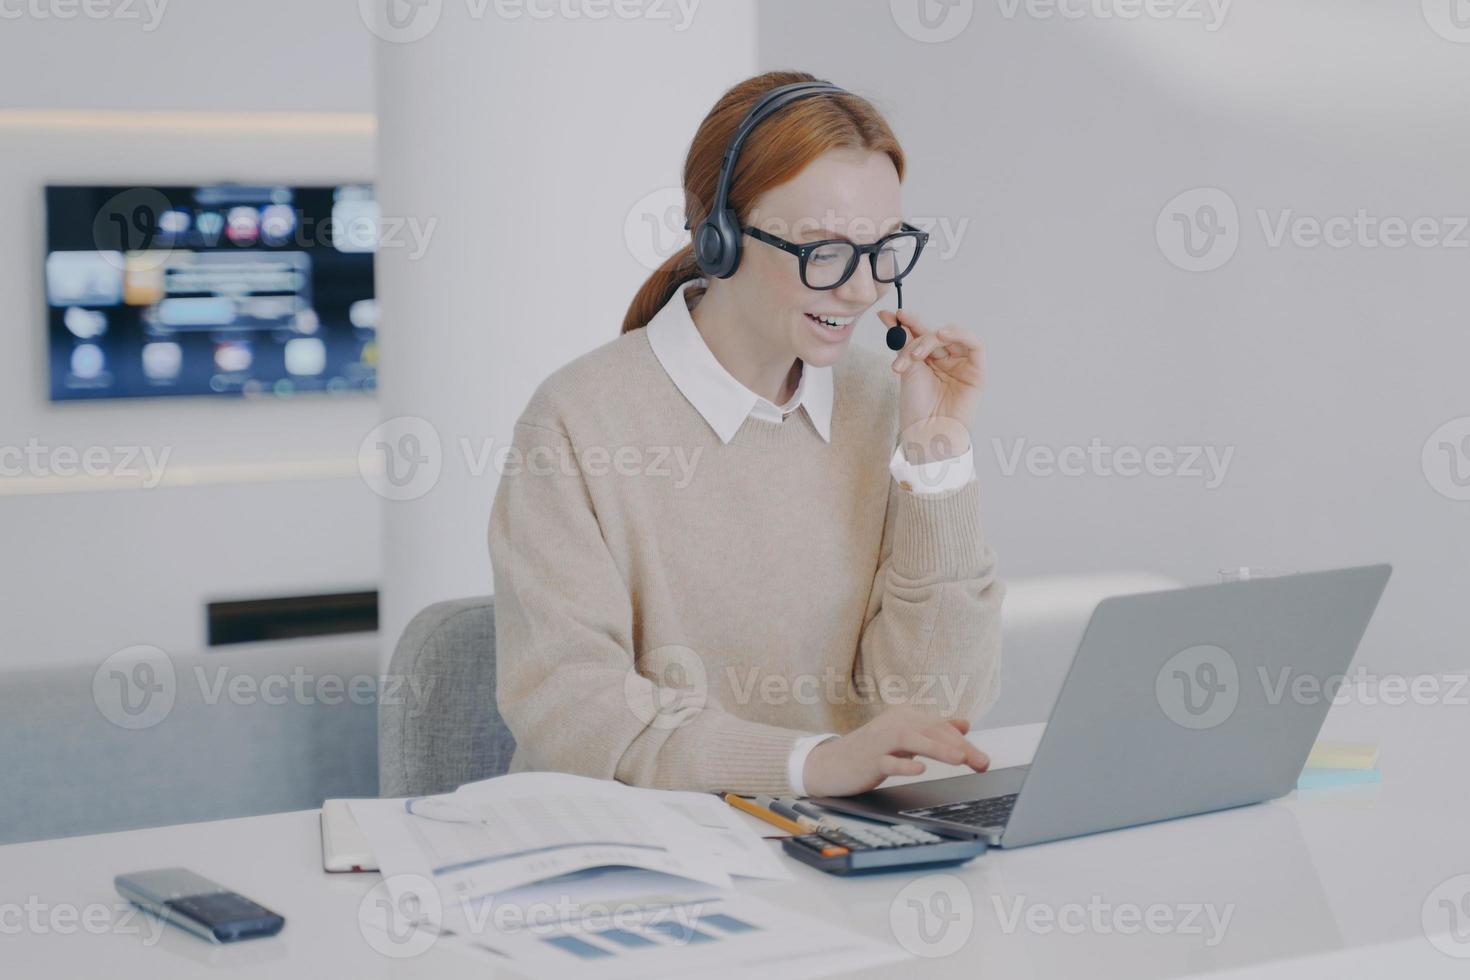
(1000, 563), (1391, 847)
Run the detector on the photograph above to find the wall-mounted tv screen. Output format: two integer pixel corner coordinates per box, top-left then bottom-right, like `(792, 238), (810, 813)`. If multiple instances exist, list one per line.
(44, 184), (378, 401)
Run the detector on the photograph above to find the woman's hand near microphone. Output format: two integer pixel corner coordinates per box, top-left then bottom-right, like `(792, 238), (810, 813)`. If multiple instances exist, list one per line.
(876, 307), (986, 465)
(800, 309), (993, 799)
(801, 705), (991, 798)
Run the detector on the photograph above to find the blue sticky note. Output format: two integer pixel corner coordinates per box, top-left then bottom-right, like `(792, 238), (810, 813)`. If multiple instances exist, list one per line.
(1296, 767), (1381, 791)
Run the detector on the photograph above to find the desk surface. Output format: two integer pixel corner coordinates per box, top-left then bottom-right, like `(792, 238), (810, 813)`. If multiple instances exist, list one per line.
(5, 683), (1469, 979)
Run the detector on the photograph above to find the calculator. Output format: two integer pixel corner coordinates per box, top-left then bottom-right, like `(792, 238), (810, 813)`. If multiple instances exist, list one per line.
(782, 821), (988, 875)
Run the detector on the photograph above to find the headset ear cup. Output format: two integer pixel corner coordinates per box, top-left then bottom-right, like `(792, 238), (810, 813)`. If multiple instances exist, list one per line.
(693, 219), (726, 278)
(710, 207), (742, 279)
(695, 208), (742, 279)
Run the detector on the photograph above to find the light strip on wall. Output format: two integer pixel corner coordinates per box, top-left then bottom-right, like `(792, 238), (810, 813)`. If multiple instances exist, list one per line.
(0, 456), (377, 497)
(0, 109), (376, 136)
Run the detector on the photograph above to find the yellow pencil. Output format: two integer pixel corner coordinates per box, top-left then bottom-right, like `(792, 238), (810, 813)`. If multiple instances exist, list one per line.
(722, 793), (806, 836)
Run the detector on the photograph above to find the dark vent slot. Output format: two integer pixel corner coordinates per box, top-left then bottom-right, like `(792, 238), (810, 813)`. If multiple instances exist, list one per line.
(207, 590), (378, 646)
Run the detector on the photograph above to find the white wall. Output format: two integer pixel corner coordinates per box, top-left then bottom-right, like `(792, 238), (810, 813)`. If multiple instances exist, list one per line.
(0, 0), (372, 111)
(372, 2), (759, 658)
(0, 6), (380, 668)
(758, 0), (1470, 673)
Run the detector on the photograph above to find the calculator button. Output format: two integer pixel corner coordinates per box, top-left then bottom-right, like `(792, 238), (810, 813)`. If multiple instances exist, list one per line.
(819, 845), (849, 857)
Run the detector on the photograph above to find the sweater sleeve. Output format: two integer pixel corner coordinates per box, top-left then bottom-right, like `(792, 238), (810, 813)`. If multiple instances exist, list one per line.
(852, 464), (1005, 724)
(488, 419), (807, 796)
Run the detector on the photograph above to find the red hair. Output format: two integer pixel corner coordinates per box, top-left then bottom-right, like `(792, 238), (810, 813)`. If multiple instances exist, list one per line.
(621, 70), (906, 335)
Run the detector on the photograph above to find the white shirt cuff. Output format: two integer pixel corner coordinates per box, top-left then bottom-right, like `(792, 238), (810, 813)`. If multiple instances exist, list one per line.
(889, 443), (976, 496)
(788, 733), (839, 796)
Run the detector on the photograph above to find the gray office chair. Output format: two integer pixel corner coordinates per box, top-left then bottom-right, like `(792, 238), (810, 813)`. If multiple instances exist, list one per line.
(378, 596), (516, 798)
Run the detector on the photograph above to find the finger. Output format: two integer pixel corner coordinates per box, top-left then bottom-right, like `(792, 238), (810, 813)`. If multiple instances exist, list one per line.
(925, 720), (990, 772)
(879, 755), (926, 777)
(937, 332), (985, 370)
(934, 326), (982, 352)
(895, 730), (968, 766)
(922, 720), (974, 754)
(893, 333), (945, 373)
(940, 733), (989, 772)
(889, 307), (934, 339)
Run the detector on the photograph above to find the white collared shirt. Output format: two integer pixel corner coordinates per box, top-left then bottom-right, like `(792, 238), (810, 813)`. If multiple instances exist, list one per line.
(644, 277), (977, 794)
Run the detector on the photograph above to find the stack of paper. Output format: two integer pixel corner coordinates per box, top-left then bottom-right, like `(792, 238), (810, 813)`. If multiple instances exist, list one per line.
(348, 772), (907, 979)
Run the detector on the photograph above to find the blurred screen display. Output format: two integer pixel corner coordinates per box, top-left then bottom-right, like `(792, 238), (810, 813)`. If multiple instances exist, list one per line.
(44, 184), (378, 401)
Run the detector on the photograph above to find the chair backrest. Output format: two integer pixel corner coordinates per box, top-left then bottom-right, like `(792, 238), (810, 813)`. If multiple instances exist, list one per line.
(378, 596), (515, 798)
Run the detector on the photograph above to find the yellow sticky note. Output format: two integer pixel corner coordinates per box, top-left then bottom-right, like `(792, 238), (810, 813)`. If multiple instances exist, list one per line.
(1305, 740), (1379, 770)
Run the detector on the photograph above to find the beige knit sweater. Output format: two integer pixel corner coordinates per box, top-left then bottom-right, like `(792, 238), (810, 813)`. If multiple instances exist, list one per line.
(488, 327), (1004, 796)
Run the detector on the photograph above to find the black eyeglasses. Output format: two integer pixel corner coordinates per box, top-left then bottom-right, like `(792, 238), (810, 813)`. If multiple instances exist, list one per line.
(742, 222), (929, 290)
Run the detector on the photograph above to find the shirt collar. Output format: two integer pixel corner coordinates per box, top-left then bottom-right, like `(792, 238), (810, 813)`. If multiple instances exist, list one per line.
(645, 277), (833, 445)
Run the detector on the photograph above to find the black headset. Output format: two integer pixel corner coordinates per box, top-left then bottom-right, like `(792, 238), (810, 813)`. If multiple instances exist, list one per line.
(685, 79), (913, 351)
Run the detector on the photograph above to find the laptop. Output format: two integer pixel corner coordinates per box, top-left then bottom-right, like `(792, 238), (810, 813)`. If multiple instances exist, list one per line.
(811, 563), (1392, 848)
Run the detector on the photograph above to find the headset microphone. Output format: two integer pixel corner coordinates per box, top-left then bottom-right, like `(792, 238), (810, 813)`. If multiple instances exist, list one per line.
(885, 281), (908, 351)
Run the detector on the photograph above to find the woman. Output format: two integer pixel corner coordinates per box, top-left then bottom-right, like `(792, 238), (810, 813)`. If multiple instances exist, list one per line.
(488, 70), (1003, 799)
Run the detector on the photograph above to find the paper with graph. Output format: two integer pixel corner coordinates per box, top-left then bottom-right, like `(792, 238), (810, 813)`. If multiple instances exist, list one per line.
(348, 772), (902, 979)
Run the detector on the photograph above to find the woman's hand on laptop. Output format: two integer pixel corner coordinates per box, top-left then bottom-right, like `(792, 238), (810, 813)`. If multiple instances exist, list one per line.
(802, 705), (990, 798)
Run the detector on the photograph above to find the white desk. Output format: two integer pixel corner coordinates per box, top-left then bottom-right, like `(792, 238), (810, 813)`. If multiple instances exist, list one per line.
(5, 684), (1469, 979)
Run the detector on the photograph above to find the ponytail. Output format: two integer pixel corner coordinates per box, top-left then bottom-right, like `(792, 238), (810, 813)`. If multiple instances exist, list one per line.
(621, 243), (703, 334)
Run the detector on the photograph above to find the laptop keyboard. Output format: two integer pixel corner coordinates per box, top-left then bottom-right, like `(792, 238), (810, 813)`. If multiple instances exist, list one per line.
(901, 793), (1019, 829)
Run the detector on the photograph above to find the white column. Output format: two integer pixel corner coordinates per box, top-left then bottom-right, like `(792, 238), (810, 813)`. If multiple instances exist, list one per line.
(371, 2), (757, 664)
